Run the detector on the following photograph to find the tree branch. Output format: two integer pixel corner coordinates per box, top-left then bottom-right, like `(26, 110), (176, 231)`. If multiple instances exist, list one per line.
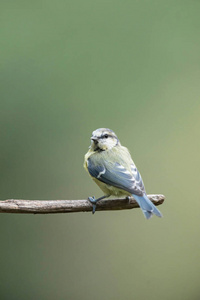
(0, 194), (165, 214)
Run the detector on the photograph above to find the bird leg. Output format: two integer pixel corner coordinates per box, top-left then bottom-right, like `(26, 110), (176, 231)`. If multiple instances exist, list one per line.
(88, 195), (110, 214)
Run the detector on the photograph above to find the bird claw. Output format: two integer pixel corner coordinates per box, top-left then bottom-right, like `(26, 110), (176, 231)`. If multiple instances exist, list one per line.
(88, 195), (109, 214)
(88, 196), (96, 203)
(88, 196), (97, 214)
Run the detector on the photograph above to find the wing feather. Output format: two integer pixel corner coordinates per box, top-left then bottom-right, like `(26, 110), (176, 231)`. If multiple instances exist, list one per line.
(87, 158), (145, 196)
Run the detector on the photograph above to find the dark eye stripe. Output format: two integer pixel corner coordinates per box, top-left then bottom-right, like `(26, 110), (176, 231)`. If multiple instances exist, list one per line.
(99, 134), (114, 139)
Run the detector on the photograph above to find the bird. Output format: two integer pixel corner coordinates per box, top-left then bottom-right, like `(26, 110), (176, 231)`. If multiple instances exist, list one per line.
(84, 128), (162, 219)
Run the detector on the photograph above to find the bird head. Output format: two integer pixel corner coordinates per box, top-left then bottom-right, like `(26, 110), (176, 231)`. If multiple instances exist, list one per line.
(90, 128), (120, 151)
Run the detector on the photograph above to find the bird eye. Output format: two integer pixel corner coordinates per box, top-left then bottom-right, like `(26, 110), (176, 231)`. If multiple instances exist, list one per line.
(104, 134), (108, 138)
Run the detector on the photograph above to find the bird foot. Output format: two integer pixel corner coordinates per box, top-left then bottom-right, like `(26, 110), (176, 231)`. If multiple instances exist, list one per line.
(88, 196), (97, 214)
(88, 195), (108, 214)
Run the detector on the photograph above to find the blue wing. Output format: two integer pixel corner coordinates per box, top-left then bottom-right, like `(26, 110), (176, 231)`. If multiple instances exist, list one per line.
(87, 156), (162, 219)
(87, 158), (145, 196)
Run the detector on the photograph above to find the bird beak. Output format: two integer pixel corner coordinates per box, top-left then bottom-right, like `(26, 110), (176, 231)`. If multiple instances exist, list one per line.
(91, 136), (98, 144)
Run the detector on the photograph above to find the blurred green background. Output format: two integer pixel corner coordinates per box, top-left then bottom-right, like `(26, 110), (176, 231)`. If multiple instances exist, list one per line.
(1, 1), (200, 299)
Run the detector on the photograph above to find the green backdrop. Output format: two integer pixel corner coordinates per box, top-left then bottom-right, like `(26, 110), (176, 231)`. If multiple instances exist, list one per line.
(1, 1), (200, 299)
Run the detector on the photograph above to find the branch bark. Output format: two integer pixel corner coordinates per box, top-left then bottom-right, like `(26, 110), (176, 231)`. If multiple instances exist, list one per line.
(0, 194), (165, 214)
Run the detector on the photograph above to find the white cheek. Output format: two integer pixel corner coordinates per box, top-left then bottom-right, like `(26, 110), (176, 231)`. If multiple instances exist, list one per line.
(107, 141), (113, 149)
(105, 139), (116, 149)
(98, 140), (104, 149)
(98, 137), (117, 150)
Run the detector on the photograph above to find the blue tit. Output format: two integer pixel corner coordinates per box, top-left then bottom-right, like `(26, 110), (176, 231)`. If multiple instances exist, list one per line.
(84, 128), (162, 219)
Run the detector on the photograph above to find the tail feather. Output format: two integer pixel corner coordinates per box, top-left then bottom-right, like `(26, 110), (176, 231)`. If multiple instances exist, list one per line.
(133, 194), (162, 219)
